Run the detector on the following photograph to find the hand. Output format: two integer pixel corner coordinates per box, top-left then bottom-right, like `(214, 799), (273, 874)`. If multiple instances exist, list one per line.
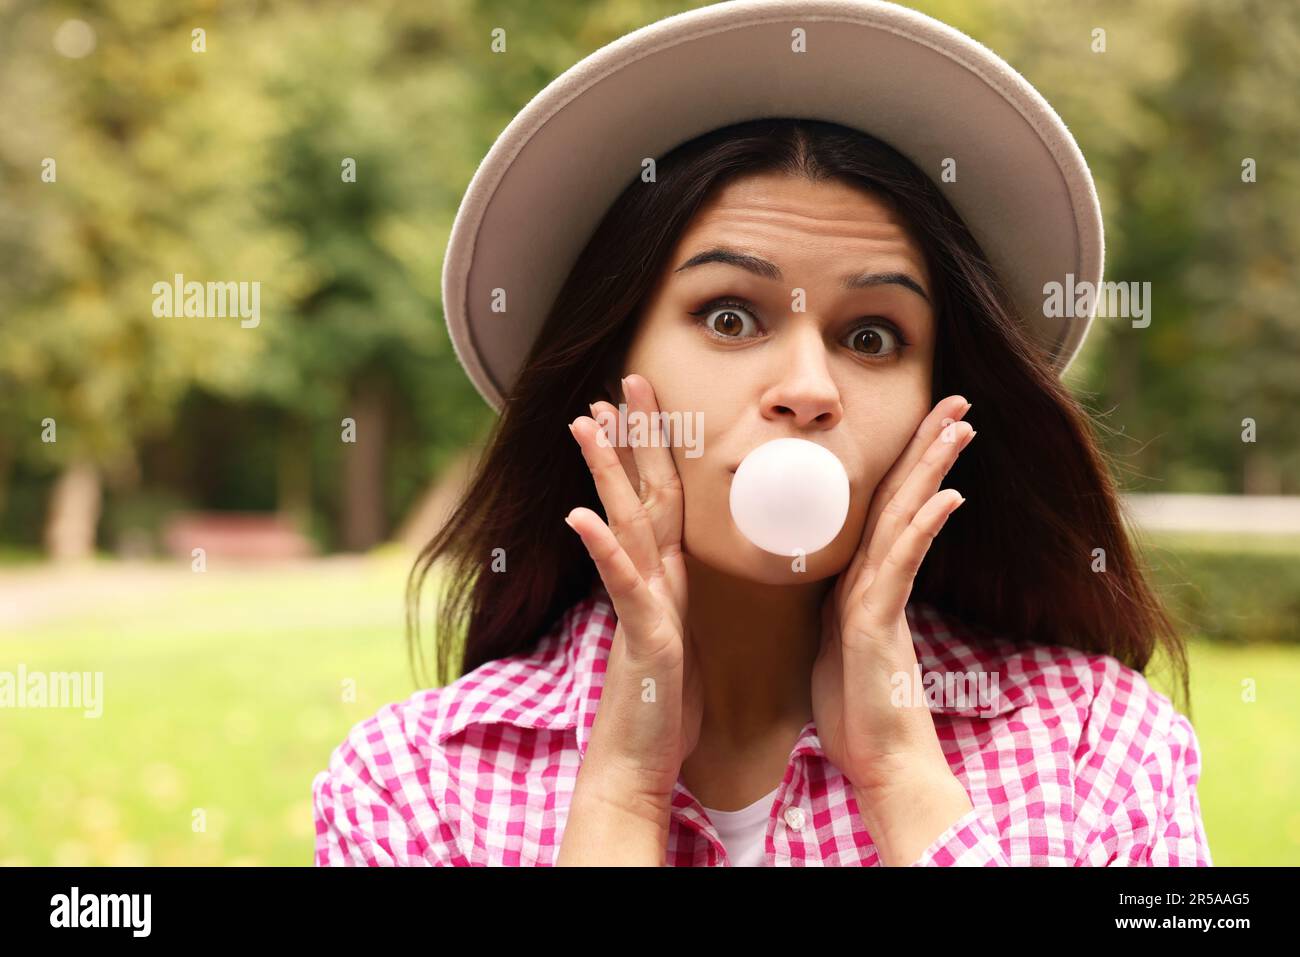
(562, 373), (702, 806)
(811, 394), (976, 797)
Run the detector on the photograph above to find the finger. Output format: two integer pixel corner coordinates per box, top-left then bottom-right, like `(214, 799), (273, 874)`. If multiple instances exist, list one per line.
(564, 507), (667, 656)
(857, 418), (975, 594)
(570, 414), (664, 580)
(589, 399), (638, 494)
(618, 375), (686, 600)
(865, 394), (970, 540)
(852, 490), (964, 642)
(620, 374), (686, 513)
(845, 394), (970, 587)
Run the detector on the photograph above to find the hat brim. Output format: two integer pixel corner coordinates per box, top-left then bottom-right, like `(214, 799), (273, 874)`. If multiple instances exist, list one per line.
(443, 0), (1104, 412)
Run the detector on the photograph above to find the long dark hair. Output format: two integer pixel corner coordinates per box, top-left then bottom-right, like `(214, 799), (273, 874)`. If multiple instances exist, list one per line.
(407, 117), (1189, 715)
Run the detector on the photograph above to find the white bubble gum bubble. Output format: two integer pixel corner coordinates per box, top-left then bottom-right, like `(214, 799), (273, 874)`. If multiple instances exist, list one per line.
(728, 438), (850, 557)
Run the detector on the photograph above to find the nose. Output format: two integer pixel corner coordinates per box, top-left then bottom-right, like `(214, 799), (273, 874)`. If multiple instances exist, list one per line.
(760, 321), (843, 430)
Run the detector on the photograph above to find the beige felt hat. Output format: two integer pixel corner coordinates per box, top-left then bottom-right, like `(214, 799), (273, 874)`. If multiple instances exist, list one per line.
(443, 0), (1104, 412)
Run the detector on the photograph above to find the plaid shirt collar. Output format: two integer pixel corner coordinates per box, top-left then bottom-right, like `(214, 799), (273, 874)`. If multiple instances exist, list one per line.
(431, 580), (1037, 761)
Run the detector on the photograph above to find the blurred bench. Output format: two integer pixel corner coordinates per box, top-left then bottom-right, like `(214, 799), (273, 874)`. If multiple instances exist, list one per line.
(161, 512), (315, 561)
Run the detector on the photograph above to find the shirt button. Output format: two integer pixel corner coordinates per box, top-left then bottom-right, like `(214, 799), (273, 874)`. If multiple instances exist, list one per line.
(783, 807), (805, 831)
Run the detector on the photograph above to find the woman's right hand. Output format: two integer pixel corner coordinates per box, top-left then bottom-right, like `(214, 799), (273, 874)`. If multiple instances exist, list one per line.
(562, 372), (700, 814)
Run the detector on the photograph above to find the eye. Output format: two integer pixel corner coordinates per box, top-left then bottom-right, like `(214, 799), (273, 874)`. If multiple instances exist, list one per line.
(845, 320), (909, 360)
(688, 298), (762, 340)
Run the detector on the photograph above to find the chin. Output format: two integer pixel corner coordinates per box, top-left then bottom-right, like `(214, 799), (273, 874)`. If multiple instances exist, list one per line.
(686, 530), (845, 586)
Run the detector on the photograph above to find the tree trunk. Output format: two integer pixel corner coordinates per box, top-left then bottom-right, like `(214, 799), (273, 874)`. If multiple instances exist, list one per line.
(44, 460), (102, 561)
(1243, 448), (1281, 495)
(0, 440), (12, 533)
(392, 441), (484, 552)
(340, 377), (389, 551)
(278, 414), (313, 534)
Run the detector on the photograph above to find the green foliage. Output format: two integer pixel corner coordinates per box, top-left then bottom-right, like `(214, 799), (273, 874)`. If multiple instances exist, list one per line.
(1, 0), (1297, 537)
(1142, 532), (1300, 644)
(917, 0), (1300, 493)
(0, 0), (499, 532)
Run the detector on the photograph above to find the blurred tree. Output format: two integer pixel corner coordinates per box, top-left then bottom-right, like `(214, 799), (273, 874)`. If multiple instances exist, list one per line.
(922, 0), (1300, 494)
(0, 0), (296, 556)
(1, 0), (1296, 559)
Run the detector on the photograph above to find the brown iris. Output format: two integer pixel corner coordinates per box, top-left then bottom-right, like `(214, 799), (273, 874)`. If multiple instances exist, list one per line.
(852, 327), (885, 354)
(712, 309), (745, 336)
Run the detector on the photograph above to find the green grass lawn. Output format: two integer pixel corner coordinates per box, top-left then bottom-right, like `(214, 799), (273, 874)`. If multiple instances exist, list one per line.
(1147, 641), (1300, 865)
(1, 550), (1296, 865)
(0, 553), (419, 866)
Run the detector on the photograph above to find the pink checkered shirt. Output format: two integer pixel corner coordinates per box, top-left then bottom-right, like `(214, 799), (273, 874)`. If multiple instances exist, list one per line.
(312, 581), (1212, 866)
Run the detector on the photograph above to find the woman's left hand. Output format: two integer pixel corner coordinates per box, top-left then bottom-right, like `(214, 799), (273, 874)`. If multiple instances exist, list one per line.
(811, 394), (977, 861)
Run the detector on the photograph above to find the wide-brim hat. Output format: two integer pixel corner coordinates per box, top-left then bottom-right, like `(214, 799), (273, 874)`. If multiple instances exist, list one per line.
(443, 0), (1104, 413)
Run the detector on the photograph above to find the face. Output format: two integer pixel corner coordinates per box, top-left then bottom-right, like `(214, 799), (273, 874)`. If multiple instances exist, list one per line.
(618, 171), (936, 583)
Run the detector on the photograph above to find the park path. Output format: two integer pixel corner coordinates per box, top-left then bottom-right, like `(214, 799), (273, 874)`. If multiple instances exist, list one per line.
(0, 555), (392, 632)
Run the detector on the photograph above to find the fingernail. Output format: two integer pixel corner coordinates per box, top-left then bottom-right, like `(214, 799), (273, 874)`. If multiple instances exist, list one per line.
(620, 376), (630, 394)
(563, 514), (577, 531)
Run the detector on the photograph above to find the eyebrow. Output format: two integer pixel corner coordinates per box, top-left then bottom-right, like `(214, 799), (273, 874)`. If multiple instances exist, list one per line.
(673, 246), (931, 303)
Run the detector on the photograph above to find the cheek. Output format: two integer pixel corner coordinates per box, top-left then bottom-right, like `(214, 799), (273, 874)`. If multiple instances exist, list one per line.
(626, 332), (712, 402)
(846, 389), (930, 486)
(674, 455), (716, 559)
(869, 417), (918, 477)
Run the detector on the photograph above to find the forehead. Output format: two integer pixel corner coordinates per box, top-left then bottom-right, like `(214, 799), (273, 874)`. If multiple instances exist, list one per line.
(671, 172), (932, 288)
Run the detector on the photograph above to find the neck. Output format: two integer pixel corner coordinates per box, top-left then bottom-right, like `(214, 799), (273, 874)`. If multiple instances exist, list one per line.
(682, 552), (833, 745)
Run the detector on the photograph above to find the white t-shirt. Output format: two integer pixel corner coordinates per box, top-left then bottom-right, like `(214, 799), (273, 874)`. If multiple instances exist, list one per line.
(701, 786), (779, 866)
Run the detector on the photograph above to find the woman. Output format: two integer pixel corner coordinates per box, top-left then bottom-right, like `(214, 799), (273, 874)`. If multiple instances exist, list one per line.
(312, 1), (1210, 867)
